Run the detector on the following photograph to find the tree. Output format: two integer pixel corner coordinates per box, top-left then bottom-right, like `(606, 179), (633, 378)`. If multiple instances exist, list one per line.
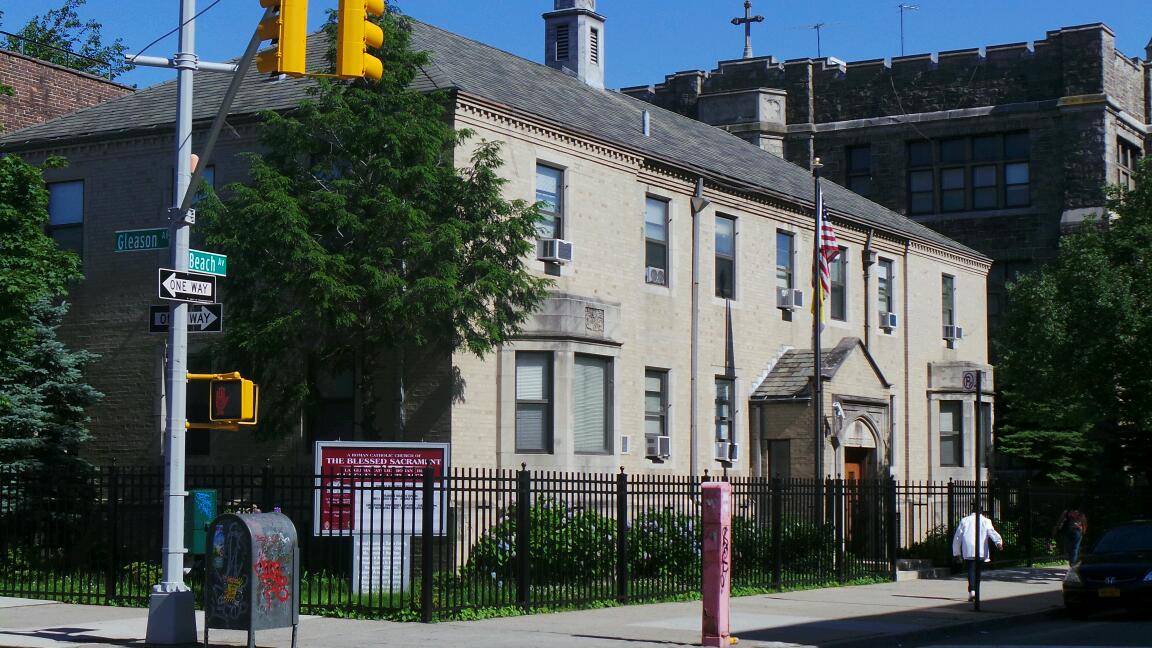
(0, 300), (102, 471)
(2, 0), (131, 79)
(198, 11), (550, 438)
(0, 155), (99, 470)
(0, 155), (81, 373)
(996, 157), (1152, 484)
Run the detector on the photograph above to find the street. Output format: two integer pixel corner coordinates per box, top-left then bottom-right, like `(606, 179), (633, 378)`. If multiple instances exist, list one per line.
(900, 608), (1152, 647)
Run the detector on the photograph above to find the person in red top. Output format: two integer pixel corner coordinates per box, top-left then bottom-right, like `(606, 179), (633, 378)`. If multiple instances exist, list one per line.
(1053, 502), (1088, 565)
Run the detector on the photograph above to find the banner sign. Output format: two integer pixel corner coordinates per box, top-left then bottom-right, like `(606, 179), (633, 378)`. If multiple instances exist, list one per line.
(312, 441), (449, 536)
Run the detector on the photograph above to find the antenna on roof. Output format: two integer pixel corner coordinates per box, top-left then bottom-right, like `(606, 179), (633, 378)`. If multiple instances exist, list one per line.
(806, 23), (827, 58)
(898, 4), (919, 56)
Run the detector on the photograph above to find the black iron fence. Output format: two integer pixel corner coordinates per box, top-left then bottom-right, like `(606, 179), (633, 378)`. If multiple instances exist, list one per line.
(2, 464), (1145, 619)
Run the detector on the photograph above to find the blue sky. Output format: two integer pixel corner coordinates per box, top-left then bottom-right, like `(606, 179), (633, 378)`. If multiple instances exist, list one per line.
(3, 1), (1151, 90)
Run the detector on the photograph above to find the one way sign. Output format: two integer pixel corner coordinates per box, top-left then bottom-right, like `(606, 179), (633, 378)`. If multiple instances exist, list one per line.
(158, 268), (217, 304)
(149, 304), (223, 333)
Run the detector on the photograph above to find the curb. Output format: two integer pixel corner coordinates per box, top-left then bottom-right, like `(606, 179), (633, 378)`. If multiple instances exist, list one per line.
(820, 607), (1063, 648)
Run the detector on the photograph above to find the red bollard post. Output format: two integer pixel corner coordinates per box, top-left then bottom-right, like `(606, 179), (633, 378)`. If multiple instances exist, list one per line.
(702, 481), (733, 647)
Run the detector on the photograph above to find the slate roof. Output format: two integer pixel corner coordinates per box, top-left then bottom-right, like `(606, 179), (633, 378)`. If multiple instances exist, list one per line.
(0, 19), (985, 259)
(752, 337), (890, 400)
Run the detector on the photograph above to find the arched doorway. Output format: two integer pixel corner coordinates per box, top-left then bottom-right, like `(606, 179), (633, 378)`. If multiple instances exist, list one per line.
(843, 417), (879, 481)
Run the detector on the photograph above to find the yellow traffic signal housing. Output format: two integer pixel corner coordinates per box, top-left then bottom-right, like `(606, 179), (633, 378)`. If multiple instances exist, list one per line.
(255, 0), (308, 76)
(187, 372), (259, 426)
(336, 0), (385, 80)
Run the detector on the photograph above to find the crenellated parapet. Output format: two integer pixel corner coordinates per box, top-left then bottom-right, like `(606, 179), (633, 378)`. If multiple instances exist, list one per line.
(624, 23), (1148, 126)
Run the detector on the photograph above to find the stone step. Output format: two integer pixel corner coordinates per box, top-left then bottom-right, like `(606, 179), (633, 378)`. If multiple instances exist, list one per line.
(896, 567), (954, 581)
(895, 558), (937, 571)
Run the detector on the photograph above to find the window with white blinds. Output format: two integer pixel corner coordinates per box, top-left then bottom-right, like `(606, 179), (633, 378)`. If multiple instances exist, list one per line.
(516, 352), (552, 453)
(573, 355), (612, 454)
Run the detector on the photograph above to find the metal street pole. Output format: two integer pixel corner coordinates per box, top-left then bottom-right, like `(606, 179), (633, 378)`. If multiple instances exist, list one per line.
(146, 0), (197, 642)
(974, 369), (984, 611)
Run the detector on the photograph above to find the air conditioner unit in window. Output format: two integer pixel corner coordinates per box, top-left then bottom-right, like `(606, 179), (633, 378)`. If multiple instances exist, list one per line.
(537, 238), (574, 264)
(943, 324), (964, 340)
(880, 311), (898, 330)
(645, 434), (671, 459)
(645, 266), (667, 285)
(776, 288), (804, 311)
(715, 442), (740, 463)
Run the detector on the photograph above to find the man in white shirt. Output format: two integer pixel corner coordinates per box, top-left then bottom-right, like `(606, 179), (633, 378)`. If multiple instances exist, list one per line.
(952, 502), (1004, 601)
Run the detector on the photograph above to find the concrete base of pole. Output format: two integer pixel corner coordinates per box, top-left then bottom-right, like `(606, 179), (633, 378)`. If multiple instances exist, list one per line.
(145, 589), (197, 645)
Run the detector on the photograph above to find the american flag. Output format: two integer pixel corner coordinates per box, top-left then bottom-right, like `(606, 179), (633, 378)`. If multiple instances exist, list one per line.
(815, 199), (840, 320)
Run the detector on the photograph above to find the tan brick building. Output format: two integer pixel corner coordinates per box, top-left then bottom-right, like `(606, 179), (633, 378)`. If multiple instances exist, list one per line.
(0, 2), (993, 482)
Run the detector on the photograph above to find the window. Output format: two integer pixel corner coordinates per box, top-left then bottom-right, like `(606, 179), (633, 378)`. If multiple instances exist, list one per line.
(846, 145), (872, 197)
(878, 258), (895, 316)
(941, 274), (956, 327)
(47, 180), (83, 257)
(194, 165), (216, 204)
(516, 352), (553, 453)
(715, 215), (735, 299)
(1117, 138), (1142, 189)
(555, 24), (570, 60)
(907, 133), (1030, 213)
(535, 164), (563, 239)
(170, 165), (217, 205)
(645, 196), (669, 283)
(972, 165), (997, 209)
(942, 273), (956, 346)
(829, 246), (847, 321)
(768, 440), (791, 480)
(574, 355), (612, 454)
(940, 168), (965, 211)
(644, 369), (668, 439)
(715, 378), (735, 442)
(308, 365), (355, 447)
(908, 170), (934, 215)
(590, 28), (600, 64)
(775, 231), (794, 291)
(939, 400), (963, 467)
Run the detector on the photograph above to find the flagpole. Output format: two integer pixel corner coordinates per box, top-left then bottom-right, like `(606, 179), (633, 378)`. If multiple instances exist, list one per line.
(812, 158), (825, 485)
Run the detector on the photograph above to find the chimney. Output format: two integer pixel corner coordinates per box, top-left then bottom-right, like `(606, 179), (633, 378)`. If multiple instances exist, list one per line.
(543, 0), (606, 90)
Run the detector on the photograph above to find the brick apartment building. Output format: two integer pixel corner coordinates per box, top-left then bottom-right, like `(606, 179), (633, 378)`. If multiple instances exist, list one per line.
(1, 2), (995, 483)
(0, 48), (132, 132)
(623, 24), (1152, 328)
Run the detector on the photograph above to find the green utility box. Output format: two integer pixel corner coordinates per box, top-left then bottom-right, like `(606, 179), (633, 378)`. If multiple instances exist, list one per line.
(185, 488), (218, 555)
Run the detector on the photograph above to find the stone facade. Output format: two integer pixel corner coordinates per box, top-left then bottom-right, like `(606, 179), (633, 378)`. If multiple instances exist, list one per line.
(0, 49), (131, 132)
(0, 13), (994, 483)
(623, 24), (1152, 328)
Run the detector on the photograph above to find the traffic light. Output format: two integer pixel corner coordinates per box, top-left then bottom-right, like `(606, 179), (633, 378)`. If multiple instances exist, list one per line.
(336, 0), (385, 80)
(186, 372), (259, 427)
(255, 0), (308, 77)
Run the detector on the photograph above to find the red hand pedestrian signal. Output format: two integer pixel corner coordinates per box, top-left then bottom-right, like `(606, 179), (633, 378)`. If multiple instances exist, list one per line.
(188, 372), (259, 424)
(214, 385), (232, 419)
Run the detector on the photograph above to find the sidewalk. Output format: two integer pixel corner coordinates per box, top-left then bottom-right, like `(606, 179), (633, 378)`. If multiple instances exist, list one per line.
(0, 567), (1067, 648)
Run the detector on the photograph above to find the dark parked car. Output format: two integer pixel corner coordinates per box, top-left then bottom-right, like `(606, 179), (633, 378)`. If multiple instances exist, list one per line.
(1063, 521), (1152, 612)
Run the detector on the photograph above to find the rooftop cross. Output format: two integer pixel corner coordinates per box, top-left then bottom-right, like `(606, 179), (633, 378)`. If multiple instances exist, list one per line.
(731, 1), (765, 59)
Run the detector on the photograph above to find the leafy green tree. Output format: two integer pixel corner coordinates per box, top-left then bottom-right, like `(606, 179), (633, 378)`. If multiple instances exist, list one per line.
(0, 300), (102, 471)
(0, 155), (99, 470)
(199, 11), (550, 437)
(0, 155), (81, 371)
(996, 158), (1152, 484)
(2, 0), (131, 79)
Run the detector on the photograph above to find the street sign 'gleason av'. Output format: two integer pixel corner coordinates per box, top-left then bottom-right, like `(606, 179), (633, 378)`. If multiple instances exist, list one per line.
(158, 268), (217, 304)
(115, 228), (170, 252)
